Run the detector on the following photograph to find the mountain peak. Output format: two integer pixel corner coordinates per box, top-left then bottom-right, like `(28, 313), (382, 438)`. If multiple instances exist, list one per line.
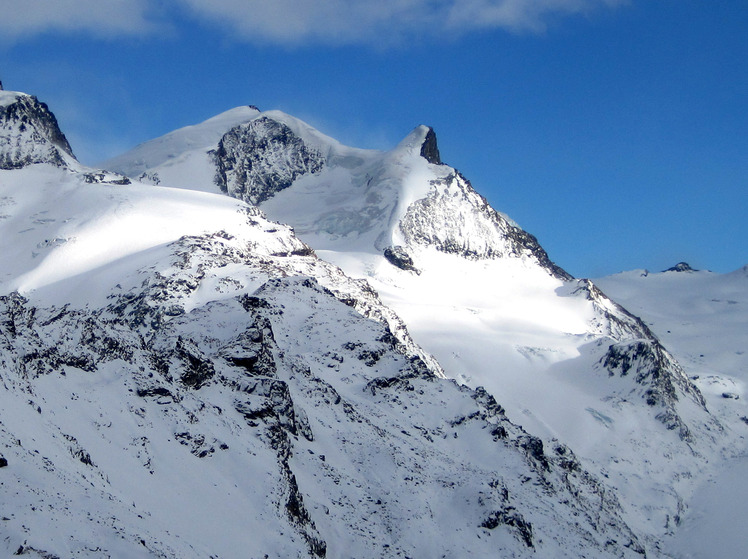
(395, 124), (442, 164)
(663, 262), (696, 273)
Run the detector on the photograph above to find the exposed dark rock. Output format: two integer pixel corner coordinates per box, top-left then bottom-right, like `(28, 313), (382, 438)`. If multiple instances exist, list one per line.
(519, 435), (549, 471)
(63, 434), (94, 467)
(383, 246), (420, 274)
(0, 455), (7, 468)
(601, 340), (704, 440)
(239, 295), (271, 310)
(12, 545), (60, 558)
(220, 315), (277, 378)
(173, 336), (215, 389)
(82, 172), (131, 185)
(174, 431), (221, 458)
(480, 507), (534, 548)
(419, 127), (442, 165)
(136, 386), (175, 400)
(213, 116), (325, 205)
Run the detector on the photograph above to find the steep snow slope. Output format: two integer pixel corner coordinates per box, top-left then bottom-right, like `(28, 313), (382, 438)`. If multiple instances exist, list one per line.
(106, 107), (735, 549)
(0, 91), (655, 558)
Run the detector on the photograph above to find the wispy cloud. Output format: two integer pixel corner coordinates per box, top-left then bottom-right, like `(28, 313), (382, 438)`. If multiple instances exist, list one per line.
(0, 0), (627, 45)
(0, 0), (160, 40)
(178, 0), (628, 44)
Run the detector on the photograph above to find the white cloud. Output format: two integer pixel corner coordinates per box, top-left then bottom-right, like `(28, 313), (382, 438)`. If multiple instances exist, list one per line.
(0, 0), (159, 40)
(177, 0), (628, 45)
(0, 0), (627, 45)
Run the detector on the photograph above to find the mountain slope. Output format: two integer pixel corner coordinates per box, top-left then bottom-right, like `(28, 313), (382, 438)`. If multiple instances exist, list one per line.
(0, 91), (655, 558)
(594, 265), (748, 558)
(105, 106), (734, 549)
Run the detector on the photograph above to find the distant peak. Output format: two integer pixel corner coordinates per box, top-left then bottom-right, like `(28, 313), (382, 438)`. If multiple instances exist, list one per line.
(420, 126), (442, 165)
(663, 262), (696, 273)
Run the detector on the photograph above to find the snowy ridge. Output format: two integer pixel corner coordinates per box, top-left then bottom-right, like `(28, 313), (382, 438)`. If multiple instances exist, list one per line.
(397, 169), (573, 279)
(102, 105), (261, 180)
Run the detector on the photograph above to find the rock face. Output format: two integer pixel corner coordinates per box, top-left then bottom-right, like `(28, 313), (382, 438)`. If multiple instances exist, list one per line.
(419, 126), (442, 165)
(0, 274), (648, 558)
(0, 93), (75, 169)
(213, 116), (326, 205)
(570, 278), (708, 434)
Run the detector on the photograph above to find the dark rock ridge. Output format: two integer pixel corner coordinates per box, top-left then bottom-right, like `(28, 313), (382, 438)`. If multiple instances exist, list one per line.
(399, 171), (573, 280)
(419, 126), (442, 165)
(212, 116), (326, 205)
(0, 94), (75, 169)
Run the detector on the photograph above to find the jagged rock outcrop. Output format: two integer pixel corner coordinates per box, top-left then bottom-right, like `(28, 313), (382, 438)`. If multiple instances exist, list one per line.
(383, 245), (419, 274)
(569, 278), (708, 435)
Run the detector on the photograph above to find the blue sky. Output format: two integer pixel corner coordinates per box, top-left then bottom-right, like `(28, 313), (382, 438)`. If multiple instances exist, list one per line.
(1, 0), (746, 278)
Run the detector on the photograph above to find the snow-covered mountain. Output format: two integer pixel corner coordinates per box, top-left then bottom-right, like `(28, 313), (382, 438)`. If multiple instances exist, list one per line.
(105, 104), (744, 553)
(2, 90), (744, 557)
(0, 92), (666, 558)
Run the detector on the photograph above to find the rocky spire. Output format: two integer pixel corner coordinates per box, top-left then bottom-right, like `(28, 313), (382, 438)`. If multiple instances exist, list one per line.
(419, 126), (442, 165)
